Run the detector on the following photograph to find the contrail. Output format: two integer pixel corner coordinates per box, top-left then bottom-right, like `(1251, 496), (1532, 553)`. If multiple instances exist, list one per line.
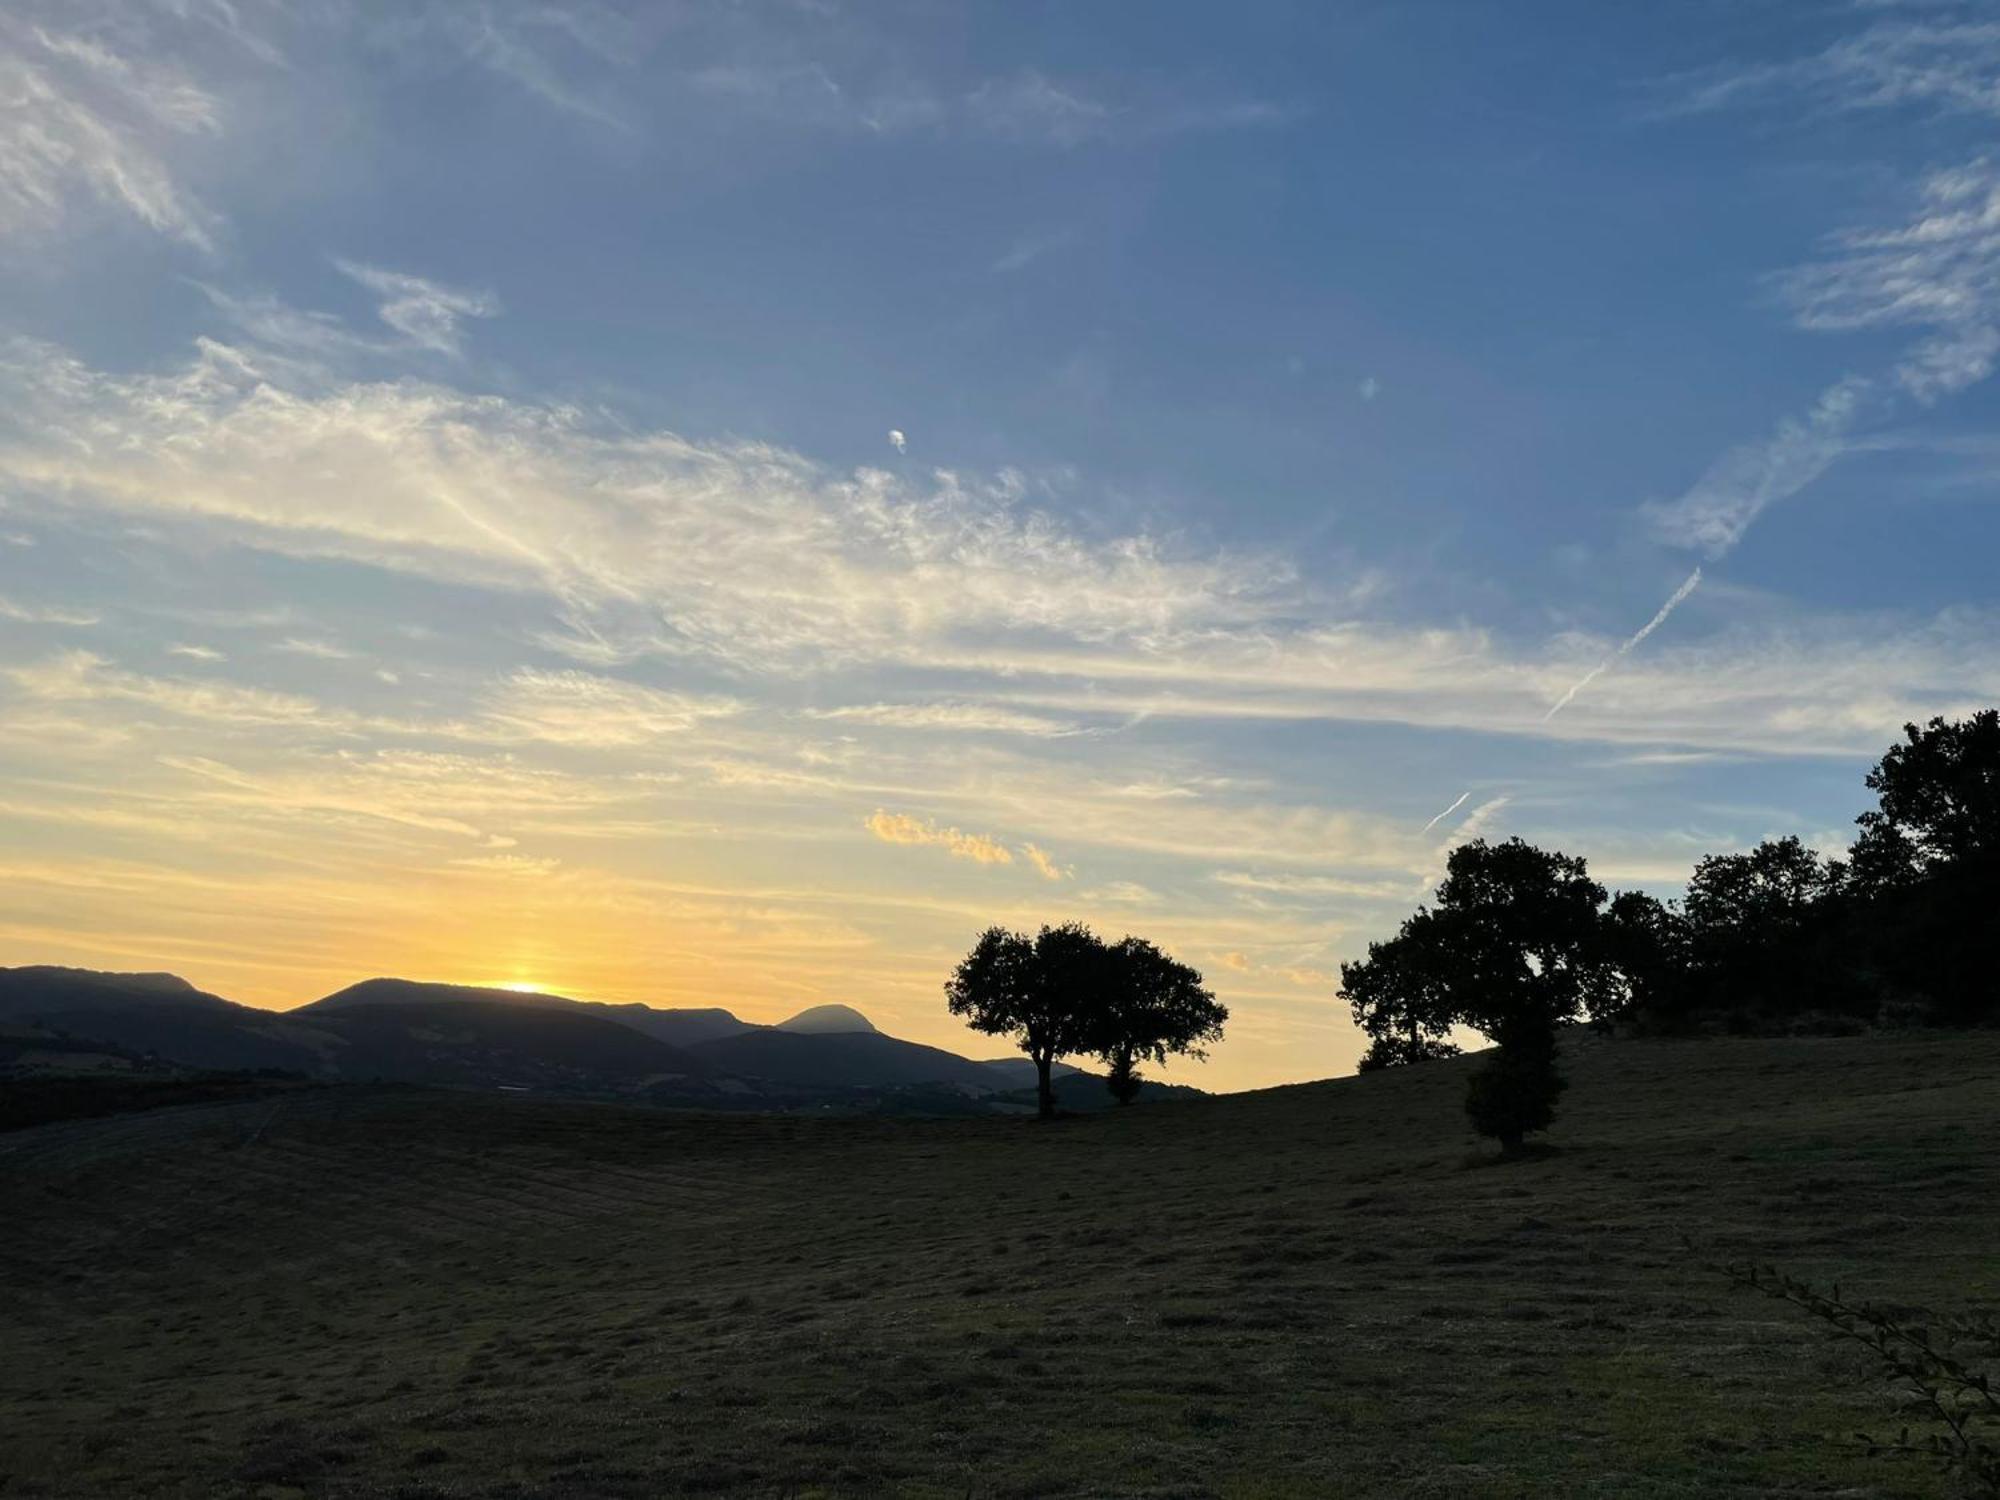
(1419, 790), (1469, 833)
(1544, 566), (1702, 721)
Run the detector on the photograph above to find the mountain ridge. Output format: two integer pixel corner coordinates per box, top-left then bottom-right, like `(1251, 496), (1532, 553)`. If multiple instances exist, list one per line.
(0, 964), (1200, 1113)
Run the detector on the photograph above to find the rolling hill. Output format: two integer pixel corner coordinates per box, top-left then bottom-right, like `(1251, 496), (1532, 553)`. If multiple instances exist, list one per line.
(2, 1028), (1993, 1496)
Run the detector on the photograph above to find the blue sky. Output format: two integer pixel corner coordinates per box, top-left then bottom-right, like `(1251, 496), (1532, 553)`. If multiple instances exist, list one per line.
(2, 1), (1996, 1088)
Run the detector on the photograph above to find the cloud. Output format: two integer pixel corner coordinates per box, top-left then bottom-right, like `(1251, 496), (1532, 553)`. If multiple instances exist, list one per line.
(865, 809), (1014, 866)
(1079, 880), (1154, 904)
(965, 71), (1115, 145)
(0, 336), (1284, 676)
(0, 334), (1994, 761)
(887, 429), (906, 454)
(1645, 385), (1866, 556)
(1661, 19), (2000, 123)
(166, 643), (224, 661)
(0, 15), (224, 249)
(8, 649), (340, 728)
(1358, 375), (1381, 402)
(273, 637), (355, 660)
(334, 261), (500, 357)
(804, 702), (1080, 737)
(1020, 842), (1070, 881)
(0, 595), (99, 626)
(452, 853), (563, 877)
(1212, 871), (1423, 903)
(991, 230), (1072, 274)
(477, 669), (743, 748)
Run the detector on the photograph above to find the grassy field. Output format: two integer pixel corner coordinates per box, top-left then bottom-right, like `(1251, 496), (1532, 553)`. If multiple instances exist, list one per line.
(3, 1029), (1997, 1498)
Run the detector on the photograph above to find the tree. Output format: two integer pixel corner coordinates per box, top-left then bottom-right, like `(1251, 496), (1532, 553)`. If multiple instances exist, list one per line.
(1339, 916), (1461, 1071)
(946, 923), (1108, 1119)
(1464, 1031), (1567, 1150)
(1681, 837), (1857, 1024)
(1848, 710), (2000, 1022)
(1599, 889), (1691, 1028)
(1855, 709), (2000, 877)
(1092, 937), (1227, 1105)
(1336, 838), (1617, 1151)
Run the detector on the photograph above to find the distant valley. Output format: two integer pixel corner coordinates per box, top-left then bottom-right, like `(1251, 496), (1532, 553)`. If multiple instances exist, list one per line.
(0, 966), (1187, 1122)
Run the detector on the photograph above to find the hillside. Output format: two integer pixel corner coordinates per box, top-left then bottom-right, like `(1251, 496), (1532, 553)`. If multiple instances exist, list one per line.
(3, 1030), (1995, 1497)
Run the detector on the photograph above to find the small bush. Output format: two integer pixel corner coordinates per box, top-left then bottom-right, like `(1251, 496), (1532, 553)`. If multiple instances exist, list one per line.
(1465, 1038), (1566, 1151)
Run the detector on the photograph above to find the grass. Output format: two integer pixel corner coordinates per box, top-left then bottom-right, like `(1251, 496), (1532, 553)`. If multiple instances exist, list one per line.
(2, 1028), (1996, 1497)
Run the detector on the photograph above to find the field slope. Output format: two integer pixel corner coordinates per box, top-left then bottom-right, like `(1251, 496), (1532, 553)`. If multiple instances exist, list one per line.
(3, 1030), (1997, 1498)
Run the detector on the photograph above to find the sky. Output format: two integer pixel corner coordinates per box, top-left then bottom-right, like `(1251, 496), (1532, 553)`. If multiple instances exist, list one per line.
(3, 1), (1998, 1091)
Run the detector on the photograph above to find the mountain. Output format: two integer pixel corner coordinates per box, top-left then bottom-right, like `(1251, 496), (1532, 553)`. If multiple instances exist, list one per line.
(1, 965), (1207, 1113)
(305, 998), (716, 1092)
(0, 966), (242, 1019)
(0, 965), (336, 1073)
(774, 1003), (877, 1035)
(687, 1028), (999, 1090)
(302, 978), (756, 1048)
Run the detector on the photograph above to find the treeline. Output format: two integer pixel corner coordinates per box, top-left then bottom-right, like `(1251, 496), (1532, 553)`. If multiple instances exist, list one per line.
(1341, 710), (1998, 1149)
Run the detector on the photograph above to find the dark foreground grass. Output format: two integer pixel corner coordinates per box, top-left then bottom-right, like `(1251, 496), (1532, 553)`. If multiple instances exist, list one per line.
(2, 1030), (1996, 1497)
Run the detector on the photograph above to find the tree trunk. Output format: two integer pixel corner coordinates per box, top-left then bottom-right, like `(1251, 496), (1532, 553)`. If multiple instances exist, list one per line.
(1035, 1053), (1054, 1120)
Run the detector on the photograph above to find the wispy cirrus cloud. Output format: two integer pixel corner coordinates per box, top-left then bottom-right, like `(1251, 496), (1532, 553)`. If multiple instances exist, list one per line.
(0, 14), (224, 249)
(333, 260), (500, 357)
(0, 595), (99, 627)
(804, 702), (1082, 738)
(476, 669), (743, 748)
(8, 649), (339, 728)
(1661, 19), (2000, 122)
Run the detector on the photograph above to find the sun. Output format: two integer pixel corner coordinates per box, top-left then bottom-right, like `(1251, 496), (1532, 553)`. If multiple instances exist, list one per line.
(496, 980), (543, 994)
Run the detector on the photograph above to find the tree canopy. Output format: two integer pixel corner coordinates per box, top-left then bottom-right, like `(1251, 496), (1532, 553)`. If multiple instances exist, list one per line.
(946, 923), (1224, 1117)
(1095, 936), (1227, 1105)
(1338, 837), (1616, 1148)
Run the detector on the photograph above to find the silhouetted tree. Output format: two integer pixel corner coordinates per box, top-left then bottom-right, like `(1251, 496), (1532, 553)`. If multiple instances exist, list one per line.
(1855, 709), (2000, 877)
(1339, 917), (1461, 1071)
(1338, 838), (1617, 1150)
(1092, 937), (1226, 1106)
(1464, 1029), (1566, 1151)
(946, 922), (1108, 1119)
(1848, 710), (2000, 1021)
(1681, 836), (1861, 1025)
(1103, 1049), (1142, 1106)
(1599, 889), (1691, 1027)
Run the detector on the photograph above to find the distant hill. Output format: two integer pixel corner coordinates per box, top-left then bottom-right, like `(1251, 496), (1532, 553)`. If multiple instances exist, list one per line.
(0, 966), (243, 1019)
(0, 965), (1206, 1114)
(302, 978), (756, 1048)
(0, 966), (338, 1073)
(775, 1003), (877, 1035)
(307, 999), (717, 1092)
(687, 1028), (1000, 1090)
(975, 1057), (1084, 1087)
